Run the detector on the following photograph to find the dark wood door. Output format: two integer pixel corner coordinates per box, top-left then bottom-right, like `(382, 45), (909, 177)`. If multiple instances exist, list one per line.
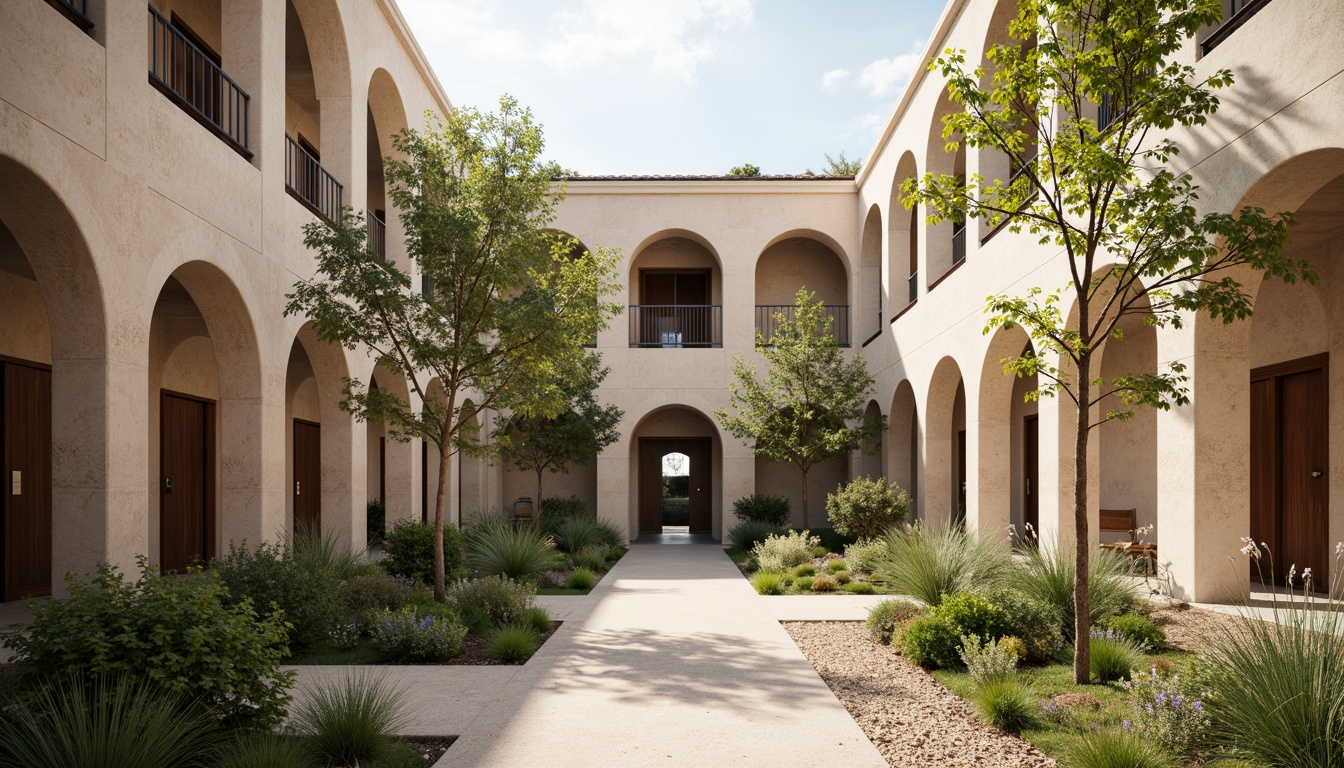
(639, 437), (712, 534)
(2, 361), (52, 600)
(293, 419), (322, 536)
(1023, 415), (1039, 535)
(956, 429), (967, 525)
(1251, 355), (1329, 585)
(161, 392), (214, 573)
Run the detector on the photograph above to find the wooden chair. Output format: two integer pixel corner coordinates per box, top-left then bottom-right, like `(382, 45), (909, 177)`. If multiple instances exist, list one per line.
(1099, 508), (1157, 573)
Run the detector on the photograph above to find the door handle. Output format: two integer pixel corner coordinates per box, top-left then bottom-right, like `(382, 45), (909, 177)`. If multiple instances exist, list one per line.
(1026, 479), (1031, 495)
(11, 470), (21, 496)
(296, 481), (301, 496)
(164, 476), (173, 494)
(1312, 470), (1323, 478)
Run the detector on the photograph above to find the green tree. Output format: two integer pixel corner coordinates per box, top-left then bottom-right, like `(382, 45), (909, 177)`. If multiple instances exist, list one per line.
(492, 351), (623, 505)
(716, 289), (887, 528)
(728, 163), (761, 177)
(809, 151), (862, 176)
(904, 0), (1311, 683)
(286, 96), (623, 601)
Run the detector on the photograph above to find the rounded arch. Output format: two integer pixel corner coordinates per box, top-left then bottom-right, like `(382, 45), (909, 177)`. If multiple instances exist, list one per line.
(887, 379), (920, 517)
(753, 232), (851, 346)
(365, 67), (410, 270)
(628, 230), (723, 348)
(924, 87), (967, 285)
(631, 228), (724, 267)
(974, 0), (1037, 241)
(285, 321), (356, 545)
(977, 323), (1033, 538)
(859, 205), (884, 340)
(859, 399), (885, 479)
(626, 403), (724, 539)
(925, 355), (966, 528)
(366, 357), (415, 528)
(887, 151), (920, 309)
(287, 0), (352, 102)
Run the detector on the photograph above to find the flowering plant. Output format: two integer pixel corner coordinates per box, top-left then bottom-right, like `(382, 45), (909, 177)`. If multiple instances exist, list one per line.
(329, 621), (361, 651)
(368, 606), (466, 663)
(1123, 666), (1210, 756)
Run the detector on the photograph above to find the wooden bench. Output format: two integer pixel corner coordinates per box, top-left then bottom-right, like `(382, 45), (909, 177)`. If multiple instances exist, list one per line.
(1099, 508), (1157, 573)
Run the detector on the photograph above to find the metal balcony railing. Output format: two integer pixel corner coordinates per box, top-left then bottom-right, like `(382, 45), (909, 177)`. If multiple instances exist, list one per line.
(1201, 0), (1272, 54)
(46, 0), (93, 31)
(1098, 92), (1118, 132)
(908, 272), (918, 304)
(286, 134), (342, 221)
(952, 223), (967, 265)
(368, 210), (386, 260)
(147, 6), (250, 156)
(755, 304), (850, 347)
(628, 305), (722, 348)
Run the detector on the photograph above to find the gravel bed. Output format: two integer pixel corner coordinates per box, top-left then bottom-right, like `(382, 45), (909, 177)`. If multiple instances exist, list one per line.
(1138, 602), (1257, 652)
(785, 621), (1055, 768)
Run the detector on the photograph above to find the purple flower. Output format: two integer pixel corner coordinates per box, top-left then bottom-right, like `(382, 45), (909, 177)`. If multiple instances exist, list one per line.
(1155, 691), (1167, 705)
(1122, 720), (1132, 731)
(1192, 700), (1203, 712)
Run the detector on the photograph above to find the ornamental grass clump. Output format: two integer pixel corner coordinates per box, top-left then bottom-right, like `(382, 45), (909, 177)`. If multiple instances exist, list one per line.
(551, 516), (622, 554)
(290, 670), (409, 767)
(569, 545), (609, 573)
(368, 606), (467, 663)
(464, 519), (561, 581)
(752, 571), (786, 595)
(752, 529), (820, 573)
(1063, 730), (1177, 768)
(487, 624), (540, 662)
(811, 574), (839, 592)
(520, 606), (553, 633)
(1012, 538), (1135, 641)
(971, 678), (1037, 732)
(565, 566), (597, 590)
(1123, 666), (1210, 758)
(216, 732), (316, 768)
(1199, 540), (1344, 768)
(870, 524), (1013, 606)
(1089, 628), (1145, 683)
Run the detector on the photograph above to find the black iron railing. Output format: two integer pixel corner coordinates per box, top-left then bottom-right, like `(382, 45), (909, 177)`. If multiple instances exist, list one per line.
(45, 0), (94, 31)
(952, 222), (967, 265)
(628, 305), (722, 348)
(1201, 0), (1272, 54)
(755, 305), (850, 347)
(421, 273), (434, 298)
(1098, 92), (1118, 132)
(368, 210), (386, 259)
(908, 272), (918, 304)
(285, 134), (342, 221)
(147, 6), (249, 155)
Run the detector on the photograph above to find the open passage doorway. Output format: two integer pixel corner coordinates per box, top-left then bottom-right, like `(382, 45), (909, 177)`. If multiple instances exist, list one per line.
(639, 438), (710, 534)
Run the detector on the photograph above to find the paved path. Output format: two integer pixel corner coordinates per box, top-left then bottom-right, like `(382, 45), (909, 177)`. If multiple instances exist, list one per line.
(369, 537), (887, 767)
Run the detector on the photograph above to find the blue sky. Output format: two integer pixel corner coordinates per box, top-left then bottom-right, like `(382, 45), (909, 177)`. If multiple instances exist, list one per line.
(397, 1), (944, 176)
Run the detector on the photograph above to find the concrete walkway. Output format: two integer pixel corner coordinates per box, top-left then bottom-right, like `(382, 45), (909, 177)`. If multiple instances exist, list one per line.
(321, 535), (887, 767)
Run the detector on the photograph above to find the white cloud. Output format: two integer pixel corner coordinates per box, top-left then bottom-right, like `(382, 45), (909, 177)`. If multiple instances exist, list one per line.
(859, 111), (887, 135)
(858, 38), (926, 98)
(820, 68), (850, 91)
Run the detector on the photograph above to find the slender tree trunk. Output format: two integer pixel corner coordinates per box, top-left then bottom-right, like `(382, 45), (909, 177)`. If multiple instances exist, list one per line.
(1073, 352), (1093, 685)
(800, 466), (810, 530)
(433, 427), (452, 602)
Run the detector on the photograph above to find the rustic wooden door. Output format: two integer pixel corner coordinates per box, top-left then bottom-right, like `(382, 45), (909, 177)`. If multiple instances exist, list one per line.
(2, 360), (52, 600)
(639, 437), (713, 533)
(1023, 415), (1039, 535)
(293, 419), (322, 536)
(638, 438), (664, 533)
(1251, 355), (1329, 585)
(684, 438), (712, 533)
(161, 392), (213, 573)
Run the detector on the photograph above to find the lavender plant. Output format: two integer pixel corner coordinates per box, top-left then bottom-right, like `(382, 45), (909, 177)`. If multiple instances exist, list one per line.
(368, 607), (466, 663)
(330, 622), (362, 652)
(1123, 666), (1210, 757)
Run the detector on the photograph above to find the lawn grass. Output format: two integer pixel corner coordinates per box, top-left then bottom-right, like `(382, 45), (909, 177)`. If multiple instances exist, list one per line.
(291, 639), (384, 666)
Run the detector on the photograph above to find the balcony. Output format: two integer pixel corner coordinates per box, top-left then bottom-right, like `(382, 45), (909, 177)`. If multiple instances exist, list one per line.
(952, 222), (967, 265)
(755, 305), (850, 348)
(147, 6), (250, 157)
(628, 305), (722, 348)
(1201, 0), (1272, 54)
(908, 272), (919, 304)
(45, 0), (93, 32)
(286, 134), (342, 221)
(368, 210), (386, 260)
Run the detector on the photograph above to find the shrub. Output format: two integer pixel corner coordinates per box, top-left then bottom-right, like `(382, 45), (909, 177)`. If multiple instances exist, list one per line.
(937, 592), (1012, 645)
(811, 575), (839, 593)
(1012, 539), (1134, 641)
(987, 588), (1064, 664)
(213, 537), (346, 649)
(539, 495), (588, 525)
(1106, 612), (1166, 651)
(216, 732), (315, 768)
(344, 571), (416, 615)
(792, 564), (819, 578)
(565, 567), (597, 590)
(972, 678), (1037, 732)
(292, 526), (373, 581)
(901, 614), (961, 668)
(330, 621), (362, 651)
(381, 520), (465, 585)
(752, 571), (786, 595)
(794, 576), (815, 592)
(999, 636), (1028, 662)
(520, 606), (553, 634)
(1090, 629), (1145, 683)
(444, 575), (536, 627)
(844, 581), (875, 594)
(866, 598), (921, 644)
(827, 559), (848, 573)
(0, 674), (222, 768)
(291, 670), (409, 766)
(869, 524), (1013, 607)
(367, 498), (386, 547)
(727, 520), (787, 551)
(733, 494), (791, 526)
(835, 571), (852, 585)
(1200, 561), (1344, 768)
(1123, 666), (1210, 757)
(604, 545), (627, 563)
(4, 559), (293, 729)
(488, 624), (540, 662)
(465, 522), (560, 581)
(959, 634), (1019, 684)
(752, 530), (820, 573)
(368, 607), (467, 663)
(552, 516), (621, 554)
(570, 545), (609, 572)
(842, 538), (885, 575)
(825, 476), (910, 540)
(1063, 731), (1177, 768)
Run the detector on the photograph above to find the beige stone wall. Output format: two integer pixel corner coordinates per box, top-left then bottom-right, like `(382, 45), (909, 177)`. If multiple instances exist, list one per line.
(0, 271), (52, 365)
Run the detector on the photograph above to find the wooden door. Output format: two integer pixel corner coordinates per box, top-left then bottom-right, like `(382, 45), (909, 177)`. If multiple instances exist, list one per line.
(1251, 355), (1329, 585)
(638, 439), (665, 533)
(956, 429), (967, 525)
(161, 392), (214, 573)
(293, 419), (322, 536)
(639, 437), (713, 534)
(1023, 415), (1039, 535)
(2, 360), (52, 600)
(685, 438), (712, 533)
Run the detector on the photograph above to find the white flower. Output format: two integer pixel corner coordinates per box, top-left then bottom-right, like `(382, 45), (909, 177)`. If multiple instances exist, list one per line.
(1240, 537), (1261, 559)
(1336, 541), (1343, 557)
(1287, 564), (1297, 584)
(1303, 567), (1313, 585)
